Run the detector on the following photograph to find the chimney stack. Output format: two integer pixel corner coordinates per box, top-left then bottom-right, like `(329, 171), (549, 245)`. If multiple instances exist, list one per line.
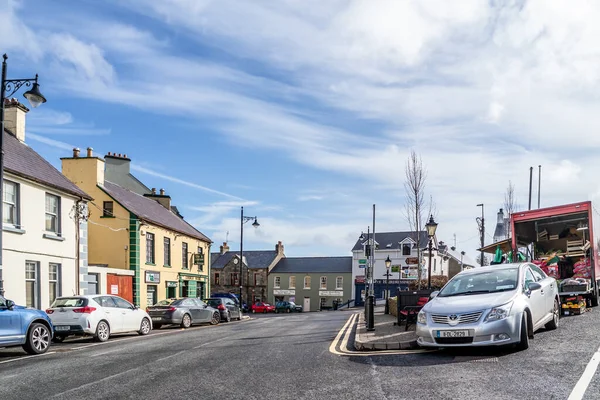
(220, 242), (230, 255)
(151, 188), (156, 194)
(276, 241), (284, 255)
(160, 188), (165, 196)
(4, 99), (29, 142)
(497, 208), (505, 223)
(73, 148), (80, 158)
(87, 147), (93, 157)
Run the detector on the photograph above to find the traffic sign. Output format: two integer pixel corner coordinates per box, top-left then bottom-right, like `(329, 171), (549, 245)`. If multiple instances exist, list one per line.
(359, 259), (367, 265)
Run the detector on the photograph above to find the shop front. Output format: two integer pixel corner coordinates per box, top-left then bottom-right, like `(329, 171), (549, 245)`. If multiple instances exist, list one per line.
(273, 289), (296, 303)
(354, 276), (412, 306)
(179, 272), (209, 300)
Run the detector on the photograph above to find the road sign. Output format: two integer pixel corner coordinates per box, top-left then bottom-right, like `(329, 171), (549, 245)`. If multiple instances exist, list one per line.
(391, 265), (400, 273)
(359, 259), (367, 265)
(405, 257), (419, 265)
(359, 264), (366, 268)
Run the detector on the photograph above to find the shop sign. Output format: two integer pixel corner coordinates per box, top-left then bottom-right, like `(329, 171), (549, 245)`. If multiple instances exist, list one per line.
(145, 271), (161, 283)
(193, 253), (204, 265)
(355, 275), (366, 284)
(405, 257), (419, 265)
(166, 281), (178, 288)
(273, 289), (295, 296)
(110, 285), (118, 295)
(391, 265), (400, 273)
(319, 290), (343, 297)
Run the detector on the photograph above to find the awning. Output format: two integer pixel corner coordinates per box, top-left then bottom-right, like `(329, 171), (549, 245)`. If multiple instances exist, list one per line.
(478, 238), (512, 254)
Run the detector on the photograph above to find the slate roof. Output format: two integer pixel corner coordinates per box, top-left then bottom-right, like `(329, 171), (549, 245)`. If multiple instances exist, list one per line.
(271, 256), (352, 274)
(438, 244), (477, 267)
(211, 250), (278, 270)
(4, 130), (92, 200)
(100, 180), (210, 242)
(351, 231), (429, 251)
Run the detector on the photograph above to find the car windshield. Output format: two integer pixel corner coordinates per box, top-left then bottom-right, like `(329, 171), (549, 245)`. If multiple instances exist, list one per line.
(438, 268), (519, 297)
(51, 297), (87, 307)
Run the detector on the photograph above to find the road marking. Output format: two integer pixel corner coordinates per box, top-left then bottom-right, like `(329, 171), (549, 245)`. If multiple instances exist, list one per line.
(0, 351), (56, 365)
(568, 345), (600, 400)
(328, 313), (433, 357)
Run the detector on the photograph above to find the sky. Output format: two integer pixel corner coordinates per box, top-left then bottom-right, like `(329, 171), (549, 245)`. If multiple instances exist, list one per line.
(3, 0), (600, 260)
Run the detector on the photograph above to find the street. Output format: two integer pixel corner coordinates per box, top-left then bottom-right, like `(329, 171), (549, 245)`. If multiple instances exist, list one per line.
(1, 310), (600, 400)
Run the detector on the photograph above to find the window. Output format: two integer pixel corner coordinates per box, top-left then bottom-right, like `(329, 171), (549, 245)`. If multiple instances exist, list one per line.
(524, 268), (536, 291)
(164, 237), (171, 266)
(254, 272), (260, 286)
(289, 276), (296, 289)
(274, 276), (281, 288)
(25, 261), (39, 308)
(102, 201), (114, 217)
(182, 242), (188, 269)
(215, 272), (220, 285)
(45, 193), (60, 234)
(529, 264), (547, 281)
(402, 243), (411, 256)
(320, 297), (327, 309)
(304, 276), (311, 289)
(94, 296), (117, 308)
(112, 296), (133, 309)
(147, 285), (157, 306)
(197, 246), (203, 271)
(230, 273), (239, 286)
(49, 263), (61, 305)
(146, 233), (155, 264)
(320, 276), (327, 289)
(166, 285), (177, 299)
(87, 273), (99, 295)
(3, 180), (18, 226)
(336, 276), (343, 290)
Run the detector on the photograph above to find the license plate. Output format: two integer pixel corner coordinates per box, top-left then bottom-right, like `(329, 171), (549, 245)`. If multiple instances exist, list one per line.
(436, 330), (470, 338)
(55, 326), (69, 331)
(152, 317), (162, 321)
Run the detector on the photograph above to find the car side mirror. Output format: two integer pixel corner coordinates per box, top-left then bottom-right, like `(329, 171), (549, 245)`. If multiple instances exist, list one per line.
(6, 300), (15, 310)
(528, 282), (542, 291)
(430, 291), (440, 299)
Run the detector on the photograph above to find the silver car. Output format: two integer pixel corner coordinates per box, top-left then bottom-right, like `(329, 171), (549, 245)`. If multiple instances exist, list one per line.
(146, 298), (221, 329)
(416, 263), (559, 350)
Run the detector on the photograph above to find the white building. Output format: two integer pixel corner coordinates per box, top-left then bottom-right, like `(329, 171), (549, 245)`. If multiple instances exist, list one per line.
(0, 99), (92, 310)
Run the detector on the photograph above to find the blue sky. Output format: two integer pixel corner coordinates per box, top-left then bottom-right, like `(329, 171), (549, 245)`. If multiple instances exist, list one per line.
(3, 0), (600, 260)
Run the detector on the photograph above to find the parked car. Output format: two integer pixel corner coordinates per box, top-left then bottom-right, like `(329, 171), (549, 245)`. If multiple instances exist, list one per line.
(46, 295), (152, 342)
(275, 301), (303, 313)
(210, 293), (248, 313)
(147, 298), (221, 328)
(0, 295), (53, 355)
(204, 298), (242, 322)
(416, 263), (559, 350)
(251, 302), (275, 313)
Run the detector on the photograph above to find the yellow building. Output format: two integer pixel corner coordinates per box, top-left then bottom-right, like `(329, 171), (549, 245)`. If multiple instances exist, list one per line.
(61, 148), (212, 308)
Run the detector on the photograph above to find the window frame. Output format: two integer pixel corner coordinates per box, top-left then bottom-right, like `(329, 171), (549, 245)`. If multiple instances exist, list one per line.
(44, 193), (61, 235)
(402, 243), (412, 256)
(102, 201), (114, 217)
(49, 263), (61, 306)
(197, 246), (203, 271)
(163, 237), (171, 266)
(25, 261), (40, 309)
(274, 276), (281, 289)
(182, 242), (189, 269)
(215, 272), (220, 285)
(3, 180), (19, 227)
(336, 276), (343, 290)
(146, 232), (155, 264)
(304, 276), (311, 289)
(320, 276), (327, 290)
(289, 276), (296, 289)
(230, 273), (239, 286)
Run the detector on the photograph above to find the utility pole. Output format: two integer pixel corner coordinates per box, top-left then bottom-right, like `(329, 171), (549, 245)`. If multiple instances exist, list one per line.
(366, 204), (376, 331)
(528, 166), (533, 210)
(538, 165), (542, 209)
(477, 204), (485, 266)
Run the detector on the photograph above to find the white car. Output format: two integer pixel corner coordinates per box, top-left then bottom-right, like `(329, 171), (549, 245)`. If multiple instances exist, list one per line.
(46, 295), (152, 342)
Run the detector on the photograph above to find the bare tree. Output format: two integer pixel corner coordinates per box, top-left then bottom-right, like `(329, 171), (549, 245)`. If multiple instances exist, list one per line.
(503, 181), (517, 238)
(404, 150), (427, 289)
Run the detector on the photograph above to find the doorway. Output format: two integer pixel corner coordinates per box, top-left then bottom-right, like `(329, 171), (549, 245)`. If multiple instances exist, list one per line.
(303, 297), (310, 312)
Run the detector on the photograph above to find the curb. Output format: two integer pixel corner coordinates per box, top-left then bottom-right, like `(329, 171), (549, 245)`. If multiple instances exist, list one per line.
(353, 312), (420, 351)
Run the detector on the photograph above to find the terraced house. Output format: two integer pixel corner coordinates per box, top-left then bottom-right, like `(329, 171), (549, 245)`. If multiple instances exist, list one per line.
(61, 150), (212, 309)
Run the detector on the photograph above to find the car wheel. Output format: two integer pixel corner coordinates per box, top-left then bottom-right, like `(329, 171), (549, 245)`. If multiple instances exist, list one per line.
(545, 299), (560, 330)
(224, 312), (231, 322)
(138, 318), (151, 335)
(181, 313), (192, 329)
(52, 335), (67, 343)
(515, 314), (529, 351)
(94, 321), (110, 342)
(210, 312), (220, 325)
(252, 309), (256, 314)
(275, 309), (279, 313)
(286, 308), (291, 313)
(237, 311), (242, 321)
(22, 323), (51, 355)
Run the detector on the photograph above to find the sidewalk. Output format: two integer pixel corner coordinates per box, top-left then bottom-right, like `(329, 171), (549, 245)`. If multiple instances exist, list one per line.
(354, 305), (419, 351)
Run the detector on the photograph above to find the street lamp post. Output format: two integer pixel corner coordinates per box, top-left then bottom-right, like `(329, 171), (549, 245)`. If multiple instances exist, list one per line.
(425, 215), (438, 290)
(239, 206), (259, 313)
(476, 203), (485, 266)
(384, 255), (391, 314)
(0, 54), (46, 297)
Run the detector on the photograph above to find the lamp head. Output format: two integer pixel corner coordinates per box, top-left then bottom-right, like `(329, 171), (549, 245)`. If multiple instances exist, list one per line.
(425, 214), (438, 237)
(23, 78), (46, 108)
(252, 218), (260, 228)
(385, 255), (391, 269)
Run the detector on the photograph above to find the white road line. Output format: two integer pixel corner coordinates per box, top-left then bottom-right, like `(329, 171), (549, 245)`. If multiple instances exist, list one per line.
(0, 351), (56, 365)
(568, 346), (600, 400)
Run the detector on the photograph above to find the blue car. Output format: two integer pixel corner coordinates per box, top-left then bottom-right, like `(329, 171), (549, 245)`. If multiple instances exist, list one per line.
(0, 295), (53, 355)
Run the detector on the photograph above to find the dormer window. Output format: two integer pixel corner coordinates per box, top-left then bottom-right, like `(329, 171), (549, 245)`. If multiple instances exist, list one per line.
(402, 243), (411, 256)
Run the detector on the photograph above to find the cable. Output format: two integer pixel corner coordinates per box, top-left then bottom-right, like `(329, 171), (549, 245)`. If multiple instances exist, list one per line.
(87, 219), (129, 232)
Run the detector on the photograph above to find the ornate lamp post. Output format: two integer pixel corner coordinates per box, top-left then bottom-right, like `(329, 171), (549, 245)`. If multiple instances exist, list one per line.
(239, 206), (259, 313)
(0, 54), (46, 296)
(425, 215), (438, 290)
(384, 255), (391, 314)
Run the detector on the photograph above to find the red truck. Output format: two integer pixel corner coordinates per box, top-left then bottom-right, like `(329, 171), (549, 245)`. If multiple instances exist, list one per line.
(511, 201), (599, 307)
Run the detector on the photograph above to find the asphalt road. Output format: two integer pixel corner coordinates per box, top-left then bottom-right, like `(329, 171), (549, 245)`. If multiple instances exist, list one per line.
(1, 309), (599, 400)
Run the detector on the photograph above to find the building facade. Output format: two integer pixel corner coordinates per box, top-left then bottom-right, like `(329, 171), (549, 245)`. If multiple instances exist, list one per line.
(61, 150), (212, 309)
(211, 241), (284, 306)
(1, 99), (92, 310)
(268, 256), (352, 312)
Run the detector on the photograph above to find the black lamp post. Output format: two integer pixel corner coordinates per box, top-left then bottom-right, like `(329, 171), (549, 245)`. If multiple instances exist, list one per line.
(239, 206), (259, 313)
(425, 215), (438, 290)
(0, 54), (46, 297)
(384, 255), (391, 314)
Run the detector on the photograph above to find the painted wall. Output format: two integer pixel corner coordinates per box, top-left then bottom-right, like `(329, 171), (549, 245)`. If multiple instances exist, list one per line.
(268, 272), (352, 312)
(2, 173), (79, 310)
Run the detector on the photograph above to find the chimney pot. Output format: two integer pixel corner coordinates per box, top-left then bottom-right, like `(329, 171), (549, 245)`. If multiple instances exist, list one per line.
(118, 153), (122, 157)
(151, 188), (156, 194)
(86, 147), (93, 157)
(124, 154), (127, 158)
(160, 188), (165, 195)
(73, 148), (80, 158)
(107, 152), (112, 156)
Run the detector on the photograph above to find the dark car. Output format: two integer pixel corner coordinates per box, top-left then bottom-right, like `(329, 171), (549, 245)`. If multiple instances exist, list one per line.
(275, 301), (303, 313)
(204, 298), (242, 322)
(0, 295), (53, 355)
(146, 298), (220, 328)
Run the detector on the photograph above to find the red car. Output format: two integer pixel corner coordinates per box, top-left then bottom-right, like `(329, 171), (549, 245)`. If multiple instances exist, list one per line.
(252, 302), (275, 313)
